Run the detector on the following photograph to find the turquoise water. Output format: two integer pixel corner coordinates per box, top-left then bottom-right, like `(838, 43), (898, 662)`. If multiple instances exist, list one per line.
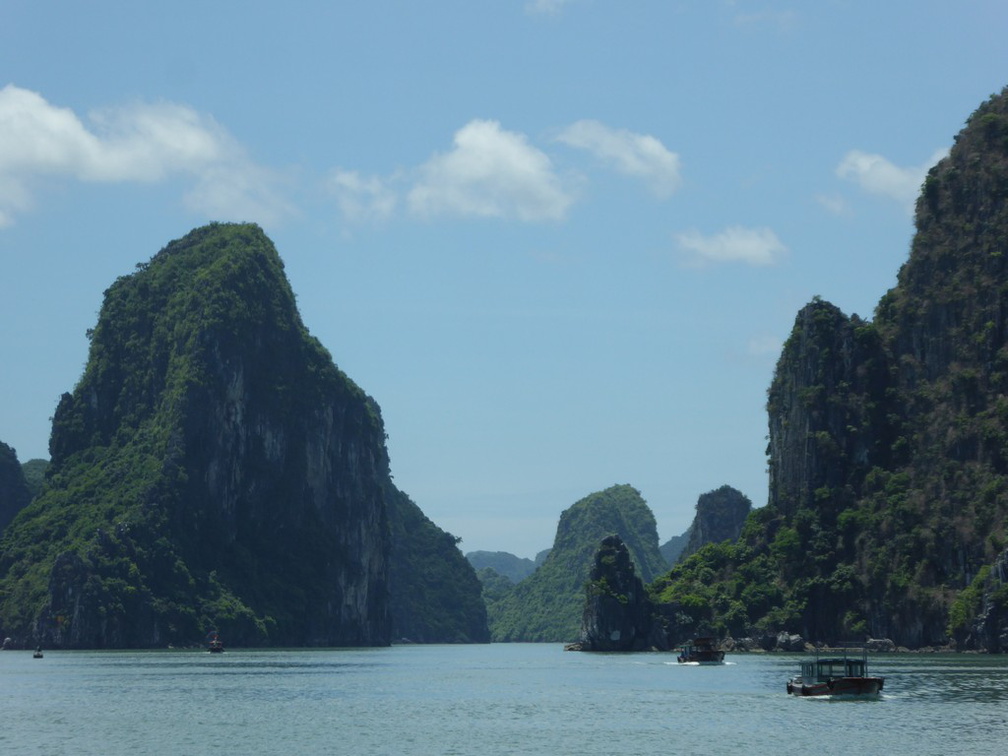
(2, 644), (1006, 755)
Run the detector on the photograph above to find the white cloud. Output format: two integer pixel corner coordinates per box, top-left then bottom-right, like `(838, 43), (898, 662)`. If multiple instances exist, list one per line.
(836, 148), (947, 213)
(328, 169), (398, 223)
(407, 119), (573, 222)
(0, 84), (292, 227)
(183, 162), (295, 226)
(556, 120), (681, 198)
(676, 226), (787, 267)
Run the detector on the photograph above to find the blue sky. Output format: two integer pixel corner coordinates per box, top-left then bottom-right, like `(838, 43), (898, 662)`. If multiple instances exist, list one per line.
(1, 1), (1006, 559)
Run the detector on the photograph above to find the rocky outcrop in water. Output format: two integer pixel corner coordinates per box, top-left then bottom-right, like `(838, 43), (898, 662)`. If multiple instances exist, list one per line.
(487, 484), (667, 642)
(574, 535), (673, 652)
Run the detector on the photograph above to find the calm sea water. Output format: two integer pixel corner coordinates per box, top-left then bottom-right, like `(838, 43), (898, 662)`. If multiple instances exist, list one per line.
(2, 644), (1006, 755)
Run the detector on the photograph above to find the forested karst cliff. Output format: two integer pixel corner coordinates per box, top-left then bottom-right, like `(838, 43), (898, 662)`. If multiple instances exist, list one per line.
(654, 88), (1008, 650)
(385, 482), (489, 643)
(486, 484), (666, 642)
(0, 224), (487, 648)
(680, 485), (752, 561)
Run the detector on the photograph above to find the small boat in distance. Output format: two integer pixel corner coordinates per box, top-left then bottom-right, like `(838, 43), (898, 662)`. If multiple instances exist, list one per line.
(787, 646), (883, 697)
(207, 631), (225, 654)
(677, 637), (725, 664)
(33, 645), (43, 659)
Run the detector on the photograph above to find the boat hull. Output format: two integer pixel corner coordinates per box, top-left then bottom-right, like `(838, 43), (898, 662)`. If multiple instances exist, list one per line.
(787, 676), (884, 697)
(677, 652), (725, 664)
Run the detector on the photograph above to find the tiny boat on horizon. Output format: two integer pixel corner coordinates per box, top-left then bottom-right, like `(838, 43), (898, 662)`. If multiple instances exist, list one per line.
(677, 637), (725, 664)
(787, 646), (883, 697)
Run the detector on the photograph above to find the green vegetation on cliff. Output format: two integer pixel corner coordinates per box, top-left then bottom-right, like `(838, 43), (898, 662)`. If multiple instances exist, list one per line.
(0, 223), (487, 649)
(487, 484), (667, 642)
(386, 483), (489, 643)
(1, 223), (391, 648)
(650, 88), (1008, 650)
(20, 459), (48, 500)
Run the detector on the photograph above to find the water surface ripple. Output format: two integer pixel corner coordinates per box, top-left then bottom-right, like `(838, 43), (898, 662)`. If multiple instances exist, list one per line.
(2, 645), (1005, 754)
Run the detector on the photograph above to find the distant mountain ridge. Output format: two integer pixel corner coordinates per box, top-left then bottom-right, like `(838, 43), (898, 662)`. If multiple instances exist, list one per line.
(465, 551), (541, 583)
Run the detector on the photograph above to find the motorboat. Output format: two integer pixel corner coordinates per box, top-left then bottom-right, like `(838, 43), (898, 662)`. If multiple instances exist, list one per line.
(677, 637), (725, 664)
(787, 646), (883, 697)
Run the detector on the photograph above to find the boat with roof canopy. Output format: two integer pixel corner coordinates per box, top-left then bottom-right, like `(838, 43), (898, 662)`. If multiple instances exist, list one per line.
(786, 645), (883, 697)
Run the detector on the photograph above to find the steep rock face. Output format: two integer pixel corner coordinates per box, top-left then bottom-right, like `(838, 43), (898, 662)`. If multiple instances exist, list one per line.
(681, 485), (752, 561)
(0, 224), (391, 648)
(888, 93), (1008, 393)
(866, 90), (1008, 645)
(652, 88), (1008, 650)
(767, 300), (893, 523)
(577, 535), (672, 652)
(487, 484), (667, 642)
(759, 88), (1008, 648)
(0, 443), (32, 535)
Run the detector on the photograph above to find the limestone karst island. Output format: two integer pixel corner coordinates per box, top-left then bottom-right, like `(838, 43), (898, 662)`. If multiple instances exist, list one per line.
(3, 87), (1008, 653)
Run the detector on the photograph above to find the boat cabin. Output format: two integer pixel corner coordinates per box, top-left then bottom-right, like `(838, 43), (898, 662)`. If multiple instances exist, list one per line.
(800, 652), (868, 683)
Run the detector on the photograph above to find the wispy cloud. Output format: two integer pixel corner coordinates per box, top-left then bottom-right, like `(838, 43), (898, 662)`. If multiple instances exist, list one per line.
(815, 193), (849, 216)
(0, 84), (292, 228)
(676, 226), (787, 267)
(407, 119), (574, 222)
(331, 117), (679, 226)
(836, 148), (947, 213)
(328, 169), (398, 223)
(556, 120), (681, 198)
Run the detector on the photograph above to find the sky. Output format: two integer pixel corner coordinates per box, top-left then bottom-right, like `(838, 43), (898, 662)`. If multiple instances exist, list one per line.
(1, 1), (1006, 560)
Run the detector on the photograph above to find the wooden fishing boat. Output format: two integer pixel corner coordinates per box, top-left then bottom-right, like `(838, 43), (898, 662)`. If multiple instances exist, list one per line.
(677, 637), (725, 664)
(207, 631), (225, 653)
(786, 646), (883, 697)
